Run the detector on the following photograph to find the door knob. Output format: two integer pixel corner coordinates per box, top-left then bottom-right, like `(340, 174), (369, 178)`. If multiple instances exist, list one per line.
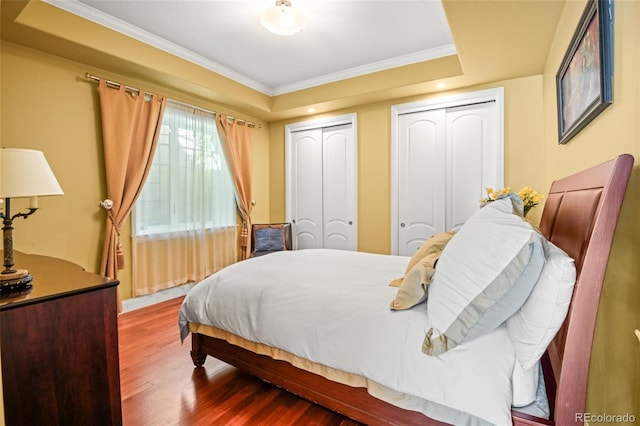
(348, 221), (352, 225)
(400, 223), (406, 228)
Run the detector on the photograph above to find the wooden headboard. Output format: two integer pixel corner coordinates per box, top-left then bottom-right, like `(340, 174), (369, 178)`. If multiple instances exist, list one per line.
(536, 154), (633, 425)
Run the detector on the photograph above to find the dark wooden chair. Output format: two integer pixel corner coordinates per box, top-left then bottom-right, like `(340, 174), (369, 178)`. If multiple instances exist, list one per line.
(250, 223), (292, 258)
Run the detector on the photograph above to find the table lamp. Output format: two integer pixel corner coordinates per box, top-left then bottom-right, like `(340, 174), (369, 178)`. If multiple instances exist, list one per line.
(1, 148), (64, 293)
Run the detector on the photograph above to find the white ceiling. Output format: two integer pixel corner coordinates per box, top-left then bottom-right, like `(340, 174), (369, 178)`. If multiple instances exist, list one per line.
(45, 0), (456, 96)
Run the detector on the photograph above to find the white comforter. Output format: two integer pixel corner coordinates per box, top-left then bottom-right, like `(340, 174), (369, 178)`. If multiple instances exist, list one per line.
(179, 249), (521, 425)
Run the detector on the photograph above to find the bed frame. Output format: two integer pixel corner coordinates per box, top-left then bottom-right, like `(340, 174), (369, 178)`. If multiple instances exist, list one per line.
(190, 154), (634, 425)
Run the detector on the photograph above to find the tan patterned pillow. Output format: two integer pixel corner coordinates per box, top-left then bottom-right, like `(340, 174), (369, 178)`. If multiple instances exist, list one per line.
(389, 232), (456, 310)
(390, 252), (440, 310)
(390, 231), (456, 288)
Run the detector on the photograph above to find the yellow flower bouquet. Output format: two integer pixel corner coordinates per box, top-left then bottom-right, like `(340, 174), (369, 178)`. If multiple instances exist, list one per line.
(480, 186), (544, 217)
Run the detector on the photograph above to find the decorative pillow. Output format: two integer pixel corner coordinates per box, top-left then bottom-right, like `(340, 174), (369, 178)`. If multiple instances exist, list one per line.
(390, 231), (456, 288)
(390, 252), (439, 310)
(512, 357), (539, 407)
(423, 198), (545, 356)
(506, 239), (576, 370)
(501, 192), (525, 217)
(254, 228), (285, 252)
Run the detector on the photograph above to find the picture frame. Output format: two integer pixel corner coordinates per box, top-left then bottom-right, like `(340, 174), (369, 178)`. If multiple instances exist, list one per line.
(556, 0), (613, 145)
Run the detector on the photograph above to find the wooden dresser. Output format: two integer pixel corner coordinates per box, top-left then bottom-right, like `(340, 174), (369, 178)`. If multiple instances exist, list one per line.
(0, 251), (122, 426)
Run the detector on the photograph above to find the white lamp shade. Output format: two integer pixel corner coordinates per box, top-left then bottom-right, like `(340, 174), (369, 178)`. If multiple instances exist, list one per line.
(261, 1), (306, 36)
(1, 148), (64, 198)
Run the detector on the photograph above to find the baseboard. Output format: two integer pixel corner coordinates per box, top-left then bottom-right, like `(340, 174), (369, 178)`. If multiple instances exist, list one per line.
(122, 283), (195, 313)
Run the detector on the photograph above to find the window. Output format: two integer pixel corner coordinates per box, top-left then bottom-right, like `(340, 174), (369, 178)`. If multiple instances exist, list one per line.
(134, 100), (236, 236)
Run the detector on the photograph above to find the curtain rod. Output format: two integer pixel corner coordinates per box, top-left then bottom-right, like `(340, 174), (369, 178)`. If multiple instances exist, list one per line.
(85, 73), (261, 128)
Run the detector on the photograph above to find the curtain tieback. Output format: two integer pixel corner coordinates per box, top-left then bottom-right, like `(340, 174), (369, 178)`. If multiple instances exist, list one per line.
(240, 220), (249, 248)
(100, 199), (125, 270)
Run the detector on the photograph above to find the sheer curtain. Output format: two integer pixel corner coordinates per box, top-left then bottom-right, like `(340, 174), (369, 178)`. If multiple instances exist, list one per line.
(132, 101), (237, 296)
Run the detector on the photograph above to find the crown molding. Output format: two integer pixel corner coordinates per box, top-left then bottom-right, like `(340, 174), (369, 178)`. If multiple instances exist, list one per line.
(43, 0), (456, 97)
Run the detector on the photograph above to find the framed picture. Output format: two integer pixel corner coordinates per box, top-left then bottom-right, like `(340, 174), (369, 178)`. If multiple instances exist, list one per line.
(556, 0), (613, 144)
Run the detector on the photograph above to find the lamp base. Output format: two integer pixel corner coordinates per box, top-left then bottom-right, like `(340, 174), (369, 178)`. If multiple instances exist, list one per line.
(0, 269), (33, 296)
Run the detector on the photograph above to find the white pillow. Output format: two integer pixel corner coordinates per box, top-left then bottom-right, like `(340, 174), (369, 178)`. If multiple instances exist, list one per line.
(512, 357), (539, 407)
(506, 239), (576, 370)
(423, 198), (545, 356)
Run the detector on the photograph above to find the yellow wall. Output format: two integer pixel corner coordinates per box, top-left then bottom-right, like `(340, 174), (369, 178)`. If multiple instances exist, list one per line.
(268, 75), (545, 253)
(1, 0), (639, 418)
(0, 41), (270, 300)
(541, 0), (640, 419)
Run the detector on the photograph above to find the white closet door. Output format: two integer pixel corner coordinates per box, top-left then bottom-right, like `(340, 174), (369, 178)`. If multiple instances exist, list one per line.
(286, 114), (358, 251)
(445, 102), (499, 232)
(322, 124), (356, 250)
(393, 90), (503, 256)
(397, 109), (447, 256)
(289, 128), (323, 249)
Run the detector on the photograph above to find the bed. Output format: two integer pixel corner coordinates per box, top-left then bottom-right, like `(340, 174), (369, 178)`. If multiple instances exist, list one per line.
(179, 154), (633, 425)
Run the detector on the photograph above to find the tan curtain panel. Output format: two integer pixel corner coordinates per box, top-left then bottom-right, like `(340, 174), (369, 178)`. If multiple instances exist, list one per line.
(216, 114), (254, 260)
(98, 79), (166, 309)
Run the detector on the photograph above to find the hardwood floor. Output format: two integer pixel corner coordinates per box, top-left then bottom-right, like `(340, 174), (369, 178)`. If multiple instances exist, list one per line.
(118, 296), (363, 425)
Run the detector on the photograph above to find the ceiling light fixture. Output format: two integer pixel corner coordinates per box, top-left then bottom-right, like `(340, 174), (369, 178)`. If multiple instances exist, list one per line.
(261, 0), (306, 36)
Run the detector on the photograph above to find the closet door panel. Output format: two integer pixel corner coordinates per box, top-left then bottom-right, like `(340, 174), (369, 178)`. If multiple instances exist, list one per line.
(397, 110), (446, 256)
(322, 124), (356, 251)
(392, 89), (503, 255)
(446, 103), (498, 232)
(286, 115), (358, 252)
(290, 129), (324, 249)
